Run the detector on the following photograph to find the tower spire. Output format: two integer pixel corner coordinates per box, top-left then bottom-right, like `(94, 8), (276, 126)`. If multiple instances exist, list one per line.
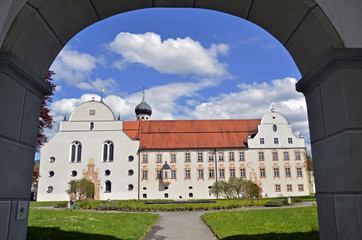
(100, 89), (104, 102)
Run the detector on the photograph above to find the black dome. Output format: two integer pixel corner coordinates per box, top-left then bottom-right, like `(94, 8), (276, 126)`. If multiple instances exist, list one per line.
(135, 95), (152, 115)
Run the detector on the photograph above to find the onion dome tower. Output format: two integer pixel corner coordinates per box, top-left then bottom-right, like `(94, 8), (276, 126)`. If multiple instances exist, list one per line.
(135, 90), (152, 121)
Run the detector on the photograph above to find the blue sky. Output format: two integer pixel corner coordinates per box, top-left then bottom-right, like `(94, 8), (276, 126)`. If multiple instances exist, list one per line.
(43, 8), (309, 155)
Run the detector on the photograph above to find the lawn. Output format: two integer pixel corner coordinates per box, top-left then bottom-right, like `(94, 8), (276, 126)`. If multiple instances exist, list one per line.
(202, 206), (319, 240)
(27, 209), (159, 240)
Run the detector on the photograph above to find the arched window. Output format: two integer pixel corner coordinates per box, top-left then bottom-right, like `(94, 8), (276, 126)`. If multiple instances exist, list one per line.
(189, 193), (193, 198)
(103, 141), (114, 162)
(70, 141), (82, 163)
(105, 181), (111, 192)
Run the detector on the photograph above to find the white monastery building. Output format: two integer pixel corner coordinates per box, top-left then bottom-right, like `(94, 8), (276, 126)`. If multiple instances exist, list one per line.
(37, 95), (310, 201)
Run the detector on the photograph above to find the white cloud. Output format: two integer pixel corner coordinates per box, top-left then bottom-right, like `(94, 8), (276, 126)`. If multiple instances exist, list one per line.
(51, 46), (104, 86)
(108, 32), (230, 77)
(75, 77), (119, 93)
(45, 77), (310, 150)
(184, 77), (309, 142)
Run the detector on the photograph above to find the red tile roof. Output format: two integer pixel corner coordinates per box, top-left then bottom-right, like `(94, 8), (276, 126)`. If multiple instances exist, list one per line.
(123, 119), (260, 150)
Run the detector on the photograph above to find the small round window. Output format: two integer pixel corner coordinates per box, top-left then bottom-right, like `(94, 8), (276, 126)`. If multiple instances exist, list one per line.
(71, 170), (77, 177)
(128, 184), (134, 191)
(208, 186), (212, 189)
(128, 155), (134, 162)
(189, 186), (193, 189)
(105, 170), (111, 176)
(273, 124), (277, 132)
(47, 186), (53, 193)
(49, 157), (55, 163)
(128, 169), (134, 176)
(143, 187), (147, 190)
(48, 171), (54, 177)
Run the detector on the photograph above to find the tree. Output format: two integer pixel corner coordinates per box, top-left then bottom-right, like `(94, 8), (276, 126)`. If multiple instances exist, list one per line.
(305, 152), (313, 172)
(210, 177), (261, 199)
(32, 161), (40, 188)
(36, 70), (56, 151)
(66, 178), (95, 200)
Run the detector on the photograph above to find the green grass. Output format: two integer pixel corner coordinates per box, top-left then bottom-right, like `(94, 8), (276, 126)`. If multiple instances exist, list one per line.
(27, 209), (159, 240)
(202, 206), (319, 240)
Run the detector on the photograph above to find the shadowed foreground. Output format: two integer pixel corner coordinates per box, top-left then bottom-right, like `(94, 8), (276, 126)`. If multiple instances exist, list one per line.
(222, 231), (319, 240)
(27, 227), (122, 240)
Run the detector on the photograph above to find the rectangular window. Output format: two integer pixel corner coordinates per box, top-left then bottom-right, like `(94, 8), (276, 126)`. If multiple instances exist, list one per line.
(209, 169), (215, 178)
(260, 168), (265, 177)
(170, 153), (176, 163)
(284, 152), (289, 160)
(185, 169), (190, 179)
(229, 152), (234, 161)
(218, 152), (224, 161)
(142, 171), (148, 179)
(156, 154), (162, 163)
(239, 151), (245, 161)
(240, 168), (246, 178)
(171, 170), (176, 178)
(142, 154), (148, 163)
(295, 151), (301, 160)
(230, 169), (235, 177)
(219, 169), (225, 178)
(185, 152), (190, 162)
(298, 184), (304, 191)
(285, 167), (291, 177)
(198, 152), (203, 162)
(288, 138), (293, 144)
(259, 152), (264, 161)
(274, 138), (279, 144)
(287, 184), (292, 192)
(297, 167), (302, 177)
(275, 184), (281, 192)
(260, 138), (265, 144)
(156, 170), (161, 179)
(208, 152), (214, 162)
(272, 152), (278, 160)
(274, 168), (280, 177)
(198, 169), (204, 178)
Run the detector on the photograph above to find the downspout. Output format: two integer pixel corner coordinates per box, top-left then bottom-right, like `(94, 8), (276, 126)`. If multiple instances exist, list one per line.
(214, 148), (218, 199)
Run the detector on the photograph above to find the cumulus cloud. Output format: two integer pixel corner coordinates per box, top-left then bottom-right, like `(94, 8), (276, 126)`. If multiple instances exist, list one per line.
(51, 46), (104, 87)
(75, 77), (119, 93)
(108, 32), (230, 77)
(45, 77), (309, 149)
(184, 77), (309, 141)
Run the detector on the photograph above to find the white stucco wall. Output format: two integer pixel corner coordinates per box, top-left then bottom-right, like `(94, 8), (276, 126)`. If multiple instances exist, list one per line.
(38, 101), (139, 201)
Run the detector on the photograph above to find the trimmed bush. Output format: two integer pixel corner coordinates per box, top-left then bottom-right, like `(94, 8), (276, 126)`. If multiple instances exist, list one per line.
(264, 199), (286, 207)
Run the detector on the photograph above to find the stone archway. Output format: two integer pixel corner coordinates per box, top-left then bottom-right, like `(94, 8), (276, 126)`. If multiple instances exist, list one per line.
(1, 1), (362, 239)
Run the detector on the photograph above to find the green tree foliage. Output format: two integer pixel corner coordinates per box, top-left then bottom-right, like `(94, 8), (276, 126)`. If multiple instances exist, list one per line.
(210, 177), (261, 199)
(32, 161), (40, 187)
(67, 179), (95, 200)
(36, 70), (56, 151)
(305, 152), (313, 172)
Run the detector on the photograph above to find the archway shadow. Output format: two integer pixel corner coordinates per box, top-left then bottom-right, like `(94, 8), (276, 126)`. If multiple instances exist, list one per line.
(27, 226), (122, 240)
(221, 231), (319, 240)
